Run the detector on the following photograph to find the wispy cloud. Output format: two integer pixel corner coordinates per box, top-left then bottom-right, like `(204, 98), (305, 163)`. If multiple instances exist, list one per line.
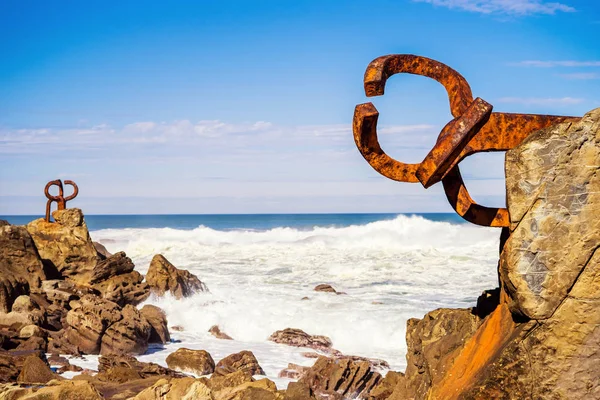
(497, 97), (584, 105)
(413, 0), (575, 15)
(557, 73), (599, 80)
(511, 60), (600, 67)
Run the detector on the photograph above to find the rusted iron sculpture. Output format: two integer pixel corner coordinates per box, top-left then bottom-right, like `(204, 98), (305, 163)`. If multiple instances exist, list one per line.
(353, 55), (580, 227)
(44, 179), (78, 222)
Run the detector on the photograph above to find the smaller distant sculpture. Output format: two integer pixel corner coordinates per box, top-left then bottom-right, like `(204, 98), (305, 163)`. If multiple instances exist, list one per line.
(44, 179), (78, 222)
(353, 54), (580, 227)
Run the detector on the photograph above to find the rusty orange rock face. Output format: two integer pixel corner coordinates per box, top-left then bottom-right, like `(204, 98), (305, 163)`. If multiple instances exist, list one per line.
(353, 54), (579, 227)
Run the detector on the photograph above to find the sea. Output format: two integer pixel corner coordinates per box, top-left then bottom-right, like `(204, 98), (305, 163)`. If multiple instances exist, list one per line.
(1, 213), (501, 387)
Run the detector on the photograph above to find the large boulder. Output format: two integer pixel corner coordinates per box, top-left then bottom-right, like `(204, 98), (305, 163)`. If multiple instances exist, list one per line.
(0, 295), (46, 331)
(145, 254), (207, 299)
(64, 295), (122, 354)
(166, 348), (215, 376)
(26, 209), (99, 284)
(100, 304), (151, 355)
(268, 328), (332, 352)
(16, 353), (59, 384)
(140, 305), (170, 344)
(0, 224), (46, 292)
(0, 350), (47, 383)
(298, 356), (382, 399)
(215, 350), (265, 376)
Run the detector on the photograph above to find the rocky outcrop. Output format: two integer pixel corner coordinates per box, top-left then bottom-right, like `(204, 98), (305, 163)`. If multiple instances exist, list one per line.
(89, 252), (135, 284)
(26, 209), (98, 284)
(215, 350), (265, 376)
(93, 271), (150, 307)
(98, 354), (184, 378)
(64, 295), (122, 354)
(298, 356), (382, 399)
(140, 305), (170, 344)
(145, 254), (207, 299)
(0, 224), (46, 292)
(16, 353), (59, 384)
(268, 328), (333, 352)
(387, 108), (600, 399)
(166, 348), (215, 375)
(100, 305), (151, 355)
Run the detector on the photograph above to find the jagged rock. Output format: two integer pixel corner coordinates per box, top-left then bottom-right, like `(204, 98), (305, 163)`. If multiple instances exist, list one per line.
(0, 277), (29, 314)
(166, 348), (215, 375)
(0, 224), (46, 291)
(298, 356), (382, 399)
(313, 284), (337, 293)
(64, 294), (122, 354)
(284, 381), (316, 400)
(146, 254), (208, 299)
(16, 353), (59, 383)
(26, 208), (99, 284)
(98, 354), (184, 378)
(93, 271), (150, 307)
(41, 279), (98, 308)
(140, 305), (170, 344)
(209, 325), (233, 340)
(131, 377), (213, 400)
(369, 371), (404, 400)
(268, 328), (332, 351)
(89, 251), (135, 284)
(0, 380), (103, 399)
(0, 350), (47, 382)
(215, 350), (265, 376)
(100, 304), (151, 355)
(93, 241), (113, 259)
(278, 363), (310, 380)
(0, 295), (46, 330)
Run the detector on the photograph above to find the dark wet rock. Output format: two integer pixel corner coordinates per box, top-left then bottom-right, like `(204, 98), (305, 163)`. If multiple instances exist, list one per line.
(209, 325), (233, 340)
(313, 284), (337, 293)
(146, 254), (208, 299)
(166, 348), (215, 376)
(268, 328), (332, 351)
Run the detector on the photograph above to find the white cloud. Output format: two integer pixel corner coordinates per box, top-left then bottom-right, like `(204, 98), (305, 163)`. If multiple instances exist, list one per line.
(413, 0), (575, 15)
(496, 97), (584, 105)
(511, 60), (600, 67)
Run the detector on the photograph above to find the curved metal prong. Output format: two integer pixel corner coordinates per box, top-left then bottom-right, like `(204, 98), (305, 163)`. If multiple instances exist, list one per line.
(363, 54), (474, 118)
(63, 180), (79, 202)
(442, 167), (509, 227)
(353, 102), (420, 183)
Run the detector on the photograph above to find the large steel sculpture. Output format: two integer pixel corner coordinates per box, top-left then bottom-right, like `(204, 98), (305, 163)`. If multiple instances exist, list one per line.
(353, 55), (580, 227)
(44, 179), (78, 222)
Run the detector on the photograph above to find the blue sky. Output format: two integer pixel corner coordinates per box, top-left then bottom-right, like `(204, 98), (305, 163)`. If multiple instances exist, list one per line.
(1, 0), (599, 214)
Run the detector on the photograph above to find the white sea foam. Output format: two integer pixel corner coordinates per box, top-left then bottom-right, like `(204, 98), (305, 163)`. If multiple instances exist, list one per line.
(88, 215), (500, 388)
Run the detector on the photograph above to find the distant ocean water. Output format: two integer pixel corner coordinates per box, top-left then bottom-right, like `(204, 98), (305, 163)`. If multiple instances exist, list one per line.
(1, 213), (501, 387)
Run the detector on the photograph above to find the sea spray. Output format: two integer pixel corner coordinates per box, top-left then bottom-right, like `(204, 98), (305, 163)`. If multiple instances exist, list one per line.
(89, 215), (500, 385)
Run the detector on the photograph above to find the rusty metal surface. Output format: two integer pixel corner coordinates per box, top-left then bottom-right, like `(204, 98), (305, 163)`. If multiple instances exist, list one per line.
(353, 54), (581, 227)
(44, 179), (78, 222)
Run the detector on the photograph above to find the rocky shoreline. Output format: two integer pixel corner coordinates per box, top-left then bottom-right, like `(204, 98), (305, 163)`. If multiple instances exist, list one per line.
(1, 109), (599, 399)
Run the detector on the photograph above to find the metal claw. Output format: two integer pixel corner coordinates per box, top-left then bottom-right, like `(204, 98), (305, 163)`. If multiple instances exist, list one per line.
(44, 179), (78, 222)
(353, 54), (581, 227)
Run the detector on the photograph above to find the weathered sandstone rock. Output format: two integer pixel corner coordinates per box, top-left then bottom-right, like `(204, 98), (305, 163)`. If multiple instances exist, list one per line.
(64, 294), (122, 354)
(268, 328), (332, 351)
(215, 350), (265, 376)
(140, 305), (170, 344)
(502, 108), (600, 320)
(98, 354), (184, 378)
(100, 304), (151, 355)
(93, 271), (150, 307)
(26, 209), (98, 284)
(298, 356), (382, 399)
(89, 251), (135, 284)
(313, 284), (337, 293)
(0, 379), (103, 399)
(0, 350), (47, 382)
(16, 353), (59, 384)
(0, 224), (46, 292)
(166, 348), (215, 375)
(0, 296), (46, 330)
(146, 254), (208, 298)
(284, 382), (316, 400)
